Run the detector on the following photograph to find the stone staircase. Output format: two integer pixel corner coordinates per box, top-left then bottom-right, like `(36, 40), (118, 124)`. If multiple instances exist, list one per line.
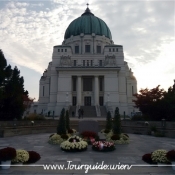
(69, 106), (107, 118)
(100, 106), (107, 118)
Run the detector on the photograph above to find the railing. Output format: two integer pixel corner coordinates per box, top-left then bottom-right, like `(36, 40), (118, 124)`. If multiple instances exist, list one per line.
(95, 105), (101, 117)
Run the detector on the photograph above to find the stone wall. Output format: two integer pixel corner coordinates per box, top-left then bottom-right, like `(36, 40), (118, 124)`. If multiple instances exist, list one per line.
(0, 120), (175, 138)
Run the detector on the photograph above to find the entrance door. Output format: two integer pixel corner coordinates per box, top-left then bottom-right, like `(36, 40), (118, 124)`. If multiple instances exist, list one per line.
(84, 96), (91, 106)
(72, 96), (76, 106)
(99, 96), (103, 106)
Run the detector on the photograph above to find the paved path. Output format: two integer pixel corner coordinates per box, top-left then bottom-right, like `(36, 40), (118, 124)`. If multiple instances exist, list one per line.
(0, 133), (175, 174)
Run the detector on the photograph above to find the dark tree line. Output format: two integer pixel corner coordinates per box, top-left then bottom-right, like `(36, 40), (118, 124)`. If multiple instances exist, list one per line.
(0, 49), (31, 120)
(133, 81), (175, 121)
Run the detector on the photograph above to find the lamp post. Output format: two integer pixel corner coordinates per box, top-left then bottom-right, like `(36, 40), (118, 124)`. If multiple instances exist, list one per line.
(161, 119), (166, 128)
(13, 118), (17, 129)
(161, 118), (166, 136)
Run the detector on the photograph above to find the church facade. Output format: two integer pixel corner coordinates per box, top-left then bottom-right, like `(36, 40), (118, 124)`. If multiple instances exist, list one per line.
(30, 7), (137, 117)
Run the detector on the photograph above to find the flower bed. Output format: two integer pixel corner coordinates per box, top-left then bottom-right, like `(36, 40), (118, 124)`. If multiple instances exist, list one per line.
(142, 149), (171, 164)
(92, 141), (115, 152)
(48, 133), (70, 145)
(81, 131), (98, 145)
(83, 136), (96, 145)
(60, 136), (88, 152)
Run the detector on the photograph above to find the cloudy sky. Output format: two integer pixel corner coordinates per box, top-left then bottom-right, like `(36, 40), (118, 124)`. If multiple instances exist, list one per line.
(0, 0), (174, 100)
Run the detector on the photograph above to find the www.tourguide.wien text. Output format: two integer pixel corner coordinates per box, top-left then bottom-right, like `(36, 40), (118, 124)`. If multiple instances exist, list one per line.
(43, 161), (132, 173)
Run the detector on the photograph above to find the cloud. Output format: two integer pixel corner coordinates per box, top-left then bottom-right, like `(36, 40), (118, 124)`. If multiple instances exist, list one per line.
(0, 0), (174, 99)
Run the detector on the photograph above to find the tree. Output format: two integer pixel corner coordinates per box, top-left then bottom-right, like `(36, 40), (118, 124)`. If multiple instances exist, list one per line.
(113, 107), (121, 134)
(133, 85), (165, 120)
(161, 81), (175, 121)
(105, 111), (112, 131)
(0, 49), (12, 115)
(65, 110), (70, 130)
(57, 108), (67, 135)
(133, 82), (175, 121)
(0, 49), (31, 120)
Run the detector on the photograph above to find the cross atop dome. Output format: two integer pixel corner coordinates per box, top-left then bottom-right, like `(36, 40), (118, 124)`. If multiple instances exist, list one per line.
(82, 3), (94, 16)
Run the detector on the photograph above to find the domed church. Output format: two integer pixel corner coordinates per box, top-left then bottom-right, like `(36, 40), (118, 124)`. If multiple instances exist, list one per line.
(30, 6), (137, 117)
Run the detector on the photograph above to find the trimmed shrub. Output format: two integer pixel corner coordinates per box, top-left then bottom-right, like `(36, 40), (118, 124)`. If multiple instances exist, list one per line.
(65, 110), (70, 130)
(105, 111), (112, 131)
(113, 107), (121, 135)
(57, 108), (67, 135)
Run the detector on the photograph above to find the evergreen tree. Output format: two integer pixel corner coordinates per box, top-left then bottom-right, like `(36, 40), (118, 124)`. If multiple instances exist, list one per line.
(0, 50), (29, 120)
(0, 49), (12, 118)
(113, 107), (121, 134)
(57, 108), (67, 135)
(105, 111), (112, 131)
(0, 49), (12, 87)
(65, 110), (70, 130)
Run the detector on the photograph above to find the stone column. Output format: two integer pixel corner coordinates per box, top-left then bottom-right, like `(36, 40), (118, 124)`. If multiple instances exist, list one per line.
(94, 76), (99, 105)
(77, 76), (82, 105)
(80, 33), (84, 54)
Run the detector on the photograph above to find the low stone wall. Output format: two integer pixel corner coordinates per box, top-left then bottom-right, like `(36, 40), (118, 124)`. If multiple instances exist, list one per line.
(0, 120), (57, 128)
(1, 126), (56, 137)
(0, 120), (175, 138)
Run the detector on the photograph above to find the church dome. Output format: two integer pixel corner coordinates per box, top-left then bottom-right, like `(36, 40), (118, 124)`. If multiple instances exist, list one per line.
(64, 7), (112, 40)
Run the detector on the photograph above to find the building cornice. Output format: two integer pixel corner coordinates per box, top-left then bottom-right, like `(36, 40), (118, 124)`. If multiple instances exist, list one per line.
(55, 67), (121, 72)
